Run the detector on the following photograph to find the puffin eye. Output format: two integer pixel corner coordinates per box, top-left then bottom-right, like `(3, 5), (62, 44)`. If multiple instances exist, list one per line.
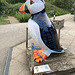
(30, 0), (34, 5)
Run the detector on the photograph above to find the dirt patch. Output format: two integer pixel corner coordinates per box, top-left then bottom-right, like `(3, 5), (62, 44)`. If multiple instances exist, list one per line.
(5, 16), (19, 24)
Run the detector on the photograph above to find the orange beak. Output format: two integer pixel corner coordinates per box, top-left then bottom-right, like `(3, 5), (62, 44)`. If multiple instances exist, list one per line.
(19, 4), (26, 14)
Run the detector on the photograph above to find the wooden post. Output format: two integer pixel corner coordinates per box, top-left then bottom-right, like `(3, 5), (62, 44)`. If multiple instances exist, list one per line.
(31, 43), (34, 75)
(26, 28), (29, 68)
(74, 15), (75, 21)
(58, 21), (60, 41)
(58, 28), (60, 41)
(26, 28), (28, 49)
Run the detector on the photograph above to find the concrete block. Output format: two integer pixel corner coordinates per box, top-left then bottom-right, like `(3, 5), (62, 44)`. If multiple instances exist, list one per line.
(9, 60), (26, 75)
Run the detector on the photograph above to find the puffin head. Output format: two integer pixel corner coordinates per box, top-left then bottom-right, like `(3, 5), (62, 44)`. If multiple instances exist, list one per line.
(19, 0), (45, 14)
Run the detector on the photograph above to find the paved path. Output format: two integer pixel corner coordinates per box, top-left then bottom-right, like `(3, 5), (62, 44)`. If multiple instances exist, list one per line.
(0, 23), (28, 75)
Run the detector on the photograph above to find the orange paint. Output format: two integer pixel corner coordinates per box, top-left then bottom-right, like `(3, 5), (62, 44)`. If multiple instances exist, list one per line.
(34, 50), (47, 63)
(19, 4), (26, 14)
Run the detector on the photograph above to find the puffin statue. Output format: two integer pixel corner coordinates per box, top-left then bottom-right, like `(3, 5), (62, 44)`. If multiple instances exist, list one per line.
(19, 0), (65, 63)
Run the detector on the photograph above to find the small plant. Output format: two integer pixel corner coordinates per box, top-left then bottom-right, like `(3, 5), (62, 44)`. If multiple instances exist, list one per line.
(71, 8), (74, 14)
(72, 3), (75, 15)
(15, 12), (30, 22)
(0, 16), (10, 25)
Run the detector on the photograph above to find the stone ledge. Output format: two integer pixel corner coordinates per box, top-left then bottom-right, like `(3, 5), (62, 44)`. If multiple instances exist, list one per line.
(27, 39), (75, 75)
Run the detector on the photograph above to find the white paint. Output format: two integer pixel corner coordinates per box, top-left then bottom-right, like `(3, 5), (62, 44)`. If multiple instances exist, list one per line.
(25, 0), (45, 14)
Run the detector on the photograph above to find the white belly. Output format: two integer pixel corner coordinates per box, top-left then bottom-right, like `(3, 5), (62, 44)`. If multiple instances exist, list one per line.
(28, 19), (52, 56)
(28, 19), (45, 47)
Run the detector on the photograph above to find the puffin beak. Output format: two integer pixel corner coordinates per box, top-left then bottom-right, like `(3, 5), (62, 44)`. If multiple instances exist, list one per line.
(19, 4), (26, 14)
(19, 4), (30, 14)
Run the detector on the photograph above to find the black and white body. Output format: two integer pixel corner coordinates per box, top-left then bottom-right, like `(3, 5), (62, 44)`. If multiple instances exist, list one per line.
(19, 0), (65, 63)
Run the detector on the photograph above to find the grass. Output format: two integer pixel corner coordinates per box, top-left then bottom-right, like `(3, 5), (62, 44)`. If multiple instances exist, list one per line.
(14, 12), (30, 22)
(0, 15), (10, 25)
(45, 2), (70, 17)
(0, 18), (10, 25)
(0, 0), (70, 23)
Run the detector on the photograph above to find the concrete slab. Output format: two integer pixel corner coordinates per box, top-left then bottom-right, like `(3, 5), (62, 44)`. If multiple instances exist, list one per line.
(9, 42), (31, 75)
(9, 60), (26, 75)
(0, 47), (9, 75)
(12, 46), (25, 59)
(0, 23), (28, 75)
(14, 52), (26, 65)
(19, 69), (31, 75)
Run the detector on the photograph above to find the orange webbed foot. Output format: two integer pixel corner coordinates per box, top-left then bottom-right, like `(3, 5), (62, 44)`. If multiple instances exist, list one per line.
(34, 50), (47, 63)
